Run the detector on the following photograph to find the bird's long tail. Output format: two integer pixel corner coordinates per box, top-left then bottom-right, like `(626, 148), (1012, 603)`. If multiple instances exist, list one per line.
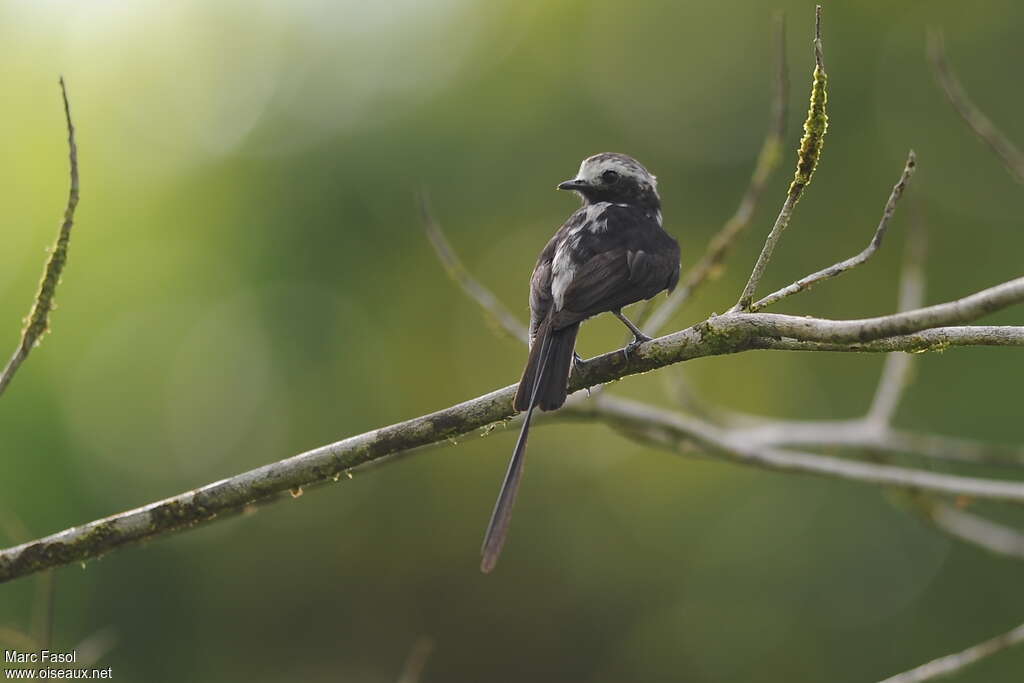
(480, 320), (579, 573)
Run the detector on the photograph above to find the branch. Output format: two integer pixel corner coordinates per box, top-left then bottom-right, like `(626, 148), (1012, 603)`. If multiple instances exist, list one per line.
(418, 192), (529, 344)
(573, 395), (1024, 504)
(640, 11), (788, 335)
(2, 274), (1022, 584)
(0, 77), (80, 398)
(878, 620), (1024, 683)
(731, 419), (1024, 467)
(750, 150), (916, 312)
(722, 276), (1024, 344)
(925, 502), (1024, 560)
(732, 5), (828, 312)
(928, 29), (1024, 185)
(752, 325), (1024, 352)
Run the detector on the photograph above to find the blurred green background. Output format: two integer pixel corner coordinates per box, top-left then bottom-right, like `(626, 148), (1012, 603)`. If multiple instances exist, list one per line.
(2, 0), (1023, 681)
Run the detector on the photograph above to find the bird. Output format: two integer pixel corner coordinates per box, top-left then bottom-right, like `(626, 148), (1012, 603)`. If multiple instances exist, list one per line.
(480, 152), (680, 573)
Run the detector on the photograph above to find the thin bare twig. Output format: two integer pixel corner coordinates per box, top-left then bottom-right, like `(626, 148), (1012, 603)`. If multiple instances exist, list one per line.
(640, 11), (789, 335)
(732, 5), (828, 312)
(418, 192), (530, 344)
(928, 29), (1024, 185)
(927, 503), (1024, 560)
(0, 77), (80, 397)
(878, 620), (1024, 683)
(751, 151), (916, 312)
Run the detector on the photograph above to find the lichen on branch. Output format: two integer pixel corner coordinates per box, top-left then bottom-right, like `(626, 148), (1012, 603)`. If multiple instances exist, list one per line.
(0, 77), (80, 398)
(788, 61), (828, 199)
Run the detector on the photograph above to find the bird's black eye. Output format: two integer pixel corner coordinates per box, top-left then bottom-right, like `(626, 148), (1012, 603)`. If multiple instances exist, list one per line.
(601, 170), (620, 184)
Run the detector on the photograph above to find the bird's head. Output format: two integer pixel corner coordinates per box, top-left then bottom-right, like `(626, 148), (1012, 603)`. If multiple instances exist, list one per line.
(557, 153), (660, 209)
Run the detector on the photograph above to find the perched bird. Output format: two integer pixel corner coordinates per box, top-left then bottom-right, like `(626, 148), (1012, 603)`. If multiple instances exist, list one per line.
(480, 153), (680, 573)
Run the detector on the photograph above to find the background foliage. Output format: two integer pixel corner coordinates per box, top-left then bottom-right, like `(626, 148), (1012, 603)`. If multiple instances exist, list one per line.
(1, 1), (1023, 680)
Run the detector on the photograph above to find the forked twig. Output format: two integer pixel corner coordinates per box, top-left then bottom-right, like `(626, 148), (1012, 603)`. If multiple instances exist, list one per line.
(751, 151), (916, 311)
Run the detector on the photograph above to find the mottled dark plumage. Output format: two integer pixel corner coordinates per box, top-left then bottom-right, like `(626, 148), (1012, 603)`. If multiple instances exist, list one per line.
(481, 153), (681, 573)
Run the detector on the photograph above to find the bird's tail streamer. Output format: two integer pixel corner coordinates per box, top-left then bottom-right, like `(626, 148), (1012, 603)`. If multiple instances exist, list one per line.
(480, 333), (552, 573)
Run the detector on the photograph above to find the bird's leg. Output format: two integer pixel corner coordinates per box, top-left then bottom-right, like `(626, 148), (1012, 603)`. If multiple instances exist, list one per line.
(613, 310), (652, 360)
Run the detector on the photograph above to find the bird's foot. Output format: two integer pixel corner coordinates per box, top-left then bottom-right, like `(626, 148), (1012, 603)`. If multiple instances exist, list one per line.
(622, 333), (652, 361)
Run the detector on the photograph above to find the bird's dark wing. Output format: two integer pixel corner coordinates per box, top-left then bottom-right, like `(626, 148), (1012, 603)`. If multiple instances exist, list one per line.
(550, 246), (676, 328)
(549, 205), (679, 329)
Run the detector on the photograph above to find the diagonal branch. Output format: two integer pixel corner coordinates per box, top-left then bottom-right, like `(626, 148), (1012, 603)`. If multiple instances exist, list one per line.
(640, 10), (789, 335)
(751, 150), (916, 312)
(928, 29), (1024, 185)
(0, 77), (80, 398)
(1, 275), (1022, 584)
(878, 620), (1024, 683)
(732, 5), (828, 312)
(418, 192), (529, 344)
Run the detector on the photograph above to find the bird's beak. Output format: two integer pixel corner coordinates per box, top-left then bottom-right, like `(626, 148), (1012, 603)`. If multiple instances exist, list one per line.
(557, 178), (589, 191)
